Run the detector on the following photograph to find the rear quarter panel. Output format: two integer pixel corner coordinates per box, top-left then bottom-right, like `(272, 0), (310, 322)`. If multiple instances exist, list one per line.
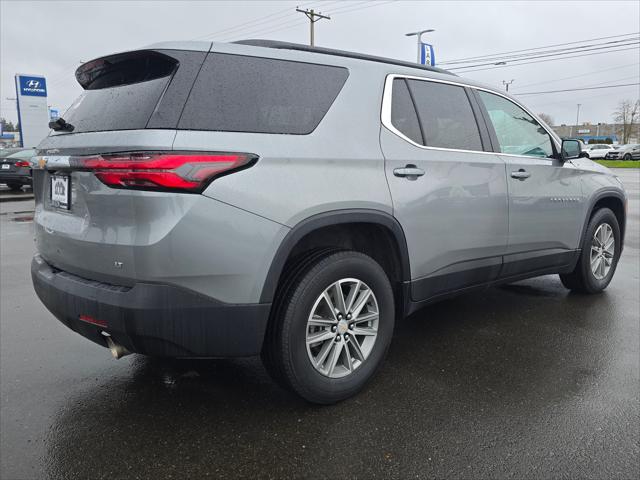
(175, 60), (392, 226)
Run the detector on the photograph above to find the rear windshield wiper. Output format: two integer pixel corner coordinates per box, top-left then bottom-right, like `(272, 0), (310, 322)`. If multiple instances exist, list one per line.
(49, 117), (75, 132)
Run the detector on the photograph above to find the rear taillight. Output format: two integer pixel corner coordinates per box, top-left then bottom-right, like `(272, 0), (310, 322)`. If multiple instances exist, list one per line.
(70, 152), (256, 192)
(14, 160), (30, 167)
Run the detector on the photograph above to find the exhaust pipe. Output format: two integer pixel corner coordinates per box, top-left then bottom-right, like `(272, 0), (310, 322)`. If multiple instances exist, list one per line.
(102, 332), (131, 359)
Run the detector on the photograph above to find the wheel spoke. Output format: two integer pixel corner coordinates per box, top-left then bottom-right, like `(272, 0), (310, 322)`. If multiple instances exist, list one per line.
(307, 330), (335, 345)
(591, 255), (600, 270)
(322, 291), (338, 321)
(314, 338), (335, 368)
(308, 317), (336, 327)
(343, 342), (353, 372)
(344, 280), (361, 314)
(326, 341), (343, 376)
(349, 336), (365, 362)
(332, 282), (347, 315)
(351, 288), (372, 319)
(604, 238), (614, 252)
(354, 312), (378, 324)
(598, 257), (606, 278)
(352, 326), (377, 336)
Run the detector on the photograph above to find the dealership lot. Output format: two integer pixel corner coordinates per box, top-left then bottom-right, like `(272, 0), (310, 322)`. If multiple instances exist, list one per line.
(1, 169), (638, 479)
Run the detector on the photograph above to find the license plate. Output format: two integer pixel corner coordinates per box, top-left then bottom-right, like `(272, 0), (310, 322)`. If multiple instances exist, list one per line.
(50, 175), (70, 210)
(1, 164), (9, 169)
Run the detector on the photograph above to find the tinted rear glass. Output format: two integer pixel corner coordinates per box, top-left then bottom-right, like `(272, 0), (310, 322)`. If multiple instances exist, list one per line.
(407, 79), (483, 151)
(61, 51), (178, 134)
(178, 53), (349, 134)
(390, 78), (423, 145)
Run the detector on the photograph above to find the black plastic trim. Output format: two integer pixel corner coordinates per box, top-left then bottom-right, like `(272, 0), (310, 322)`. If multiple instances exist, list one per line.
(411, 256), (502, 301)
(259, 209), (411, 303)
(234, 39), (455, 76)
(32, 255), (270, 357)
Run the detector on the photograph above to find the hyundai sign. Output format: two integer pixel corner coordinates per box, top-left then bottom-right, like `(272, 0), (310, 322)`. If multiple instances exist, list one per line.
(14, 74), (50, 147)
(19, 76), (47, 97)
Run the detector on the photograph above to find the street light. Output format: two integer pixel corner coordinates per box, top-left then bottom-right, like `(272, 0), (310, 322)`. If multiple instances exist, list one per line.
(405, 29), (435, 64)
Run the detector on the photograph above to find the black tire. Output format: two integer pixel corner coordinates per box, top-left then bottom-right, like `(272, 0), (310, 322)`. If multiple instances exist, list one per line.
(559, 208), (621, 293)
(262, 250), (395, 404)
(623, 153), (632, 160)
(7, 183), (23, 192)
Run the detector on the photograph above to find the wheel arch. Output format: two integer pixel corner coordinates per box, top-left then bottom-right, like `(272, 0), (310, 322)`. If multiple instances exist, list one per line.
(259, 209), (411, 305)
(581, 190), (626, 250)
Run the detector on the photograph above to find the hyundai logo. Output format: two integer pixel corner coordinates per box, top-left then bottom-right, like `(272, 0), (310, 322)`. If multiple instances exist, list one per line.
(27, 80), (40, 88)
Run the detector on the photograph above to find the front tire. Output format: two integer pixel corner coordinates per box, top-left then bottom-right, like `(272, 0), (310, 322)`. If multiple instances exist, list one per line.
(262, 250), (395, 404)
(623, 153), (632, 160)
(6, 183), (23, 192)
(560, 208), (621, 293)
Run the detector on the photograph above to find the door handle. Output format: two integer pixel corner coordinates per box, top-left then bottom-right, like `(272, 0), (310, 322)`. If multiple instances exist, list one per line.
(393, 165), (425, 179)
(511, 169), (531, 180)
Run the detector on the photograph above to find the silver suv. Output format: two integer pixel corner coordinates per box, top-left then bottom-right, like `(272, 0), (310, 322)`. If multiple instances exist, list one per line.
(31, 41), (627, 403)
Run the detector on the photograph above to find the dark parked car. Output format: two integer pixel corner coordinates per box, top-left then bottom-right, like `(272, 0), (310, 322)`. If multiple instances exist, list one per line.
(0, 149), (35, 191)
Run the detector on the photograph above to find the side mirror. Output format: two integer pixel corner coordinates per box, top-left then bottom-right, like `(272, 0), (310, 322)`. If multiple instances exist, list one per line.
(561, 139), (582, 160)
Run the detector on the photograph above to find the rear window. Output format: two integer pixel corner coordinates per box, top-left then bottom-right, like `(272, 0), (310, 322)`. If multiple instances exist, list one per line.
(61, 51), (179, 134)
(178, 53), (349, 134)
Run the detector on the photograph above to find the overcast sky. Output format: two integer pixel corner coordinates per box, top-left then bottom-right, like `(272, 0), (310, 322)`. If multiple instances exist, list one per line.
(1, 0), (638, 127)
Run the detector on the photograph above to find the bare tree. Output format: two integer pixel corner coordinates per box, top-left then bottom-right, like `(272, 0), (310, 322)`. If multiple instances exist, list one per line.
(613, 99), (640, 144)
(537, 112), (555, 126)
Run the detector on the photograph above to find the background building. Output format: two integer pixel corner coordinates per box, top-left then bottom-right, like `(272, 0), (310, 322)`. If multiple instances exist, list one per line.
(551, 122), (640, 144)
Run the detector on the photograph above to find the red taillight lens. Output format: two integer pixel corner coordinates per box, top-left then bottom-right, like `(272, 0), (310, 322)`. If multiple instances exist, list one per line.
(14, 160), (31, 167)
(71, 152), (255, 192)
(79, 314), (108, 328)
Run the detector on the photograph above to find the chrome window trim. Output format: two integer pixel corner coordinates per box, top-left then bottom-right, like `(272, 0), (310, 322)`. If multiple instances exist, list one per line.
(380, 73), (561, 159)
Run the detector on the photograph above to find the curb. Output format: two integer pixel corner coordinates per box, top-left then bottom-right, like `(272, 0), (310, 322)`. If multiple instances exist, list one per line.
(0, 195), (34, 203)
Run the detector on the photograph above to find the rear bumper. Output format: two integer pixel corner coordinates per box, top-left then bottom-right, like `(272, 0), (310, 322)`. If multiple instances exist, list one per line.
(31, 255), (271, 357)
(0, 173), (31, 184)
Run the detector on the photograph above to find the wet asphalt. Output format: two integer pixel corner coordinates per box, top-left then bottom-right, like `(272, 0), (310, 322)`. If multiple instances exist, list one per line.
(1, 170), (638, 479)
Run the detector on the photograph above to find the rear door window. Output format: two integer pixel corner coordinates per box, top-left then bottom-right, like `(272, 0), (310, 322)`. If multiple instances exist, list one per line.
(406, 79), (483, 151)
(390, 78), (423, 145)
(178, 53), (349, 134)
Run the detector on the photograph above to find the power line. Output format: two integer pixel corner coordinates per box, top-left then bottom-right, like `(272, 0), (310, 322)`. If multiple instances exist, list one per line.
(449, 40), (639, 71)
(458, 46), (640, 73)
(514, 83), (640, 96)
(514, 62), (640, 89)
(439, 31), (640, 64)
(447, 37), (639, 69)
(192, 1), (316, 41)
(223, 1), (394, 43)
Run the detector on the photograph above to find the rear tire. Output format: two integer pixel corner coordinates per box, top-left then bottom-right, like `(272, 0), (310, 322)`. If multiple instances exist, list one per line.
(262, 250), (394, 404)
(559, 208), (621, 293)
(7, 183), (22, 192)
(623, 153), (632, 160)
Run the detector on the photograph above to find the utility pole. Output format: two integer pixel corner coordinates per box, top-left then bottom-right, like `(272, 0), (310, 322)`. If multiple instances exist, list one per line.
(296, 7), (330, 47)
(502, 79), (514, 92)
(405, 29), (435, 64)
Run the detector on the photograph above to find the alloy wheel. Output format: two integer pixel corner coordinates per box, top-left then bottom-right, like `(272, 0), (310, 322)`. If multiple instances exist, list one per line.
(590, 223), (615, 280)
(305, 278), (379, 378)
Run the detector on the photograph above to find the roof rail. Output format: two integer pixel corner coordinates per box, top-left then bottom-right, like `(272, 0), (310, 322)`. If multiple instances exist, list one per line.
(233, 39), (455, 76)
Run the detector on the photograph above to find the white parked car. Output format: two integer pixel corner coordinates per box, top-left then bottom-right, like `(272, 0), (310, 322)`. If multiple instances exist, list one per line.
(583, 144), (614, 159)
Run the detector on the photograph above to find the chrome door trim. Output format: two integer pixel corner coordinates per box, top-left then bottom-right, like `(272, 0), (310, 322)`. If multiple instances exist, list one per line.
(380, 73), (562, 157)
